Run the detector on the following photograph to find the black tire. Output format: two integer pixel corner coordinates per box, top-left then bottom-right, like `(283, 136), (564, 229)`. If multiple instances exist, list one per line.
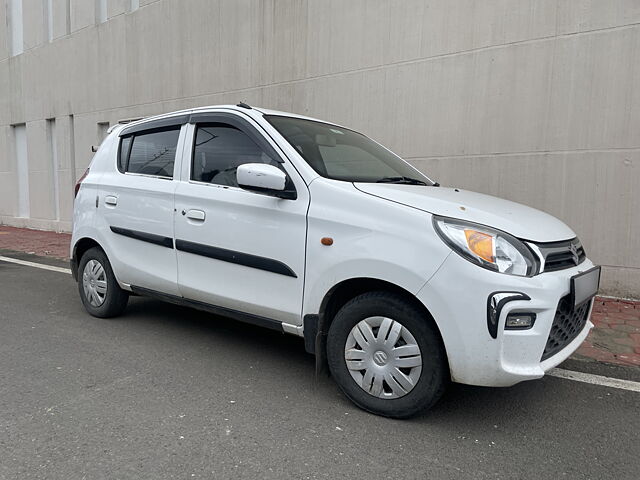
(327, 291), (448, 418)
(77, 247), (129, 318)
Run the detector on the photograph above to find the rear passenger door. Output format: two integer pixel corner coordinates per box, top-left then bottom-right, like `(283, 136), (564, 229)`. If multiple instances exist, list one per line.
(174, 112), (309, 326)
(99, 118), (187, 296)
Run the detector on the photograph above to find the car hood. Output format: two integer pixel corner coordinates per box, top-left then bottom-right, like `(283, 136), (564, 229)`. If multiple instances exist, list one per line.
(353, 184), (575, 242)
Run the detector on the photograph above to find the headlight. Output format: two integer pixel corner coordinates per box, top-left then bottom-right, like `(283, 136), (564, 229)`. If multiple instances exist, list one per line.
(433, 216), (538, 276)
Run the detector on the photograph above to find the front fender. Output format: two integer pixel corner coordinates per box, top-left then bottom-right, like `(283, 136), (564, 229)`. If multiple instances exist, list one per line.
(302, 256), (449, 318)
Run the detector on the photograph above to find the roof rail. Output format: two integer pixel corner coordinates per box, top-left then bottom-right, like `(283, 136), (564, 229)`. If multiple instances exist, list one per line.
(118, 117), (144, 125)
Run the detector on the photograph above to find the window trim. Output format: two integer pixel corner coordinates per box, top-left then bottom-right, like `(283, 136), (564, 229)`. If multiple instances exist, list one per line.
(117, 135), (133, 174)
(188, 114), (287, 187)
(188, 113), (284, 183)
(118, 114), (189, 137)
(118, 125), (182, 179)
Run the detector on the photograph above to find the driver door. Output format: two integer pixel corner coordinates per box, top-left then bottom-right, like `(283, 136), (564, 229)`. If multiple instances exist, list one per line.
(173, 113), (309, 326)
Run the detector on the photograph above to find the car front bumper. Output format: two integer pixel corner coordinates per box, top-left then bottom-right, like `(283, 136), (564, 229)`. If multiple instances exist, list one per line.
(417, 252), (596, 387)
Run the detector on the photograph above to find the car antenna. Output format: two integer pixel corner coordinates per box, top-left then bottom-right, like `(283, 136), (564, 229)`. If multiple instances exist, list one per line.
(237, 101), (252, 109)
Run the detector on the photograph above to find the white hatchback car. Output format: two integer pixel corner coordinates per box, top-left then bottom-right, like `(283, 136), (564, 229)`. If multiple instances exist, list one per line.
(71, 104), (600, 418)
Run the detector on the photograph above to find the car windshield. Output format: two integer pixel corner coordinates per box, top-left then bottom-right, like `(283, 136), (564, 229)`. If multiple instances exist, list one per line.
(265, 115), (434, 185)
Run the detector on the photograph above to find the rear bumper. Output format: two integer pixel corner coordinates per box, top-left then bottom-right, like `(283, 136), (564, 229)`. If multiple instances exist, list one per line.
(417, 252), (595, 387)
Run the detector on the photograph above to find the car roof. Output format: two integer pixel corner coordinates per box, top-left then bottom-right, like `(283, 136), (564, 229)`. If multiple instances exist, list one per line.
(114, 105), (345, 133)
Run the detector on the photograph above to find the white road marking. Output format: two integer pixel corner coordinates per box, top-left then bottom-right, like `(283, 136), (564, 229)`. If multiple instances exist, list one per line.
(0, 255), (71, 275)
(548, 368), (640, 393)
(1, 255), (639, 393)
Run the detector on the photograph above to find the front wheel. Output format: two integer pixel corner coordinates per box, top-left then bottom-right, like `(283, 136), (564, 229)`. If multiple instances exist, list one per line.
(327, 291), (448, 418)
(78, 247), (129, 318)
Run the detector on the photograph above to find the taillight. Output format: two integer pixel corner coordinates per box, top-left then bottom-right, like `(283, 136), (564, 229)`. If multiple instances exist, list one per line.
(74, 168), (90, 199)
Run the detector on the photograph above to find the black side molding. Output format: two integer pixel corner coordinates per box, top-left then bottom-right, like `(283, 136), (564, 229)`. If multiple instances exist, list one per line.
(175, 239), (297, 278)
(130, 285), (284, 332)
(110, 226), (174, 249)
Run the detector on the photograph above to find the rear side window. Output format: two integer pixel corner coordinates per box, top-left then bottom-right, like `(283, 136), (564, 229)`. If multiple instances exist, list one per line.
(119, 128), (180, 178)
(191, 123), (279, 187)
(118, 136), (132, 172)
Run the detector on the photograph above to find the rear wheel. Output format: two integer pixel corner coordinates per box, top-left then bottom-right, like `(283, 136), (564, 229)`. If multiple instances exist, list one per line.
(327, 291), (447, 418)
(78, 247), (128, 318)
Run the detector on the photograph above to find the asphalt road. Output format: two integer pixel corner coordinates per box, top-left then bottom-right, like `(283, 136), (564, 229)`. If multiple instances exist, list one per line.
(1, 254), (638, 479)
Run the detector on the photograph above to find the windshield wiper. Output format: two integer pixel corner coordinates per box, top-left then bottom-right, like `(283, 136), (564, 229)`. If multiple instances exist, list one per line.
(376, 176), (428, 186)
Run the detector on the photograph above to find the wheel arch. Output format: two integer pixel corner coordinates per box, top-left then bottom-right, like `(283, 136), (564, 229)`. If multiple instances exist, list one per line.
(308, 277), (448, 377)
(71, 237), (105, 281)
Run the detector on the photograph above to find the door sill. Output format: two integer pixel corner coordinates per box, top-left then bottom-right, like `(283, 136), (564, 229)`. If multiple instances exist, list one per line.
(130, 285), (284, 332)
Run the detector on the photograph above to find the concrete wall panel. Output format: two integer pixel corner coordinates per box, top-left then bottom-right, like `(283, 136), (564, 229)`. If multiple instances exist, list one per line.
(0, 126), (11, 172)
(25, 120), (55, 220)
(51, 0), (71, 39)
(108, 0), (129, 19)
(557, 0), (640, 35)
(0, 172), (19, 217)
(28, 170), (55, 220)
(0, 62), (10, 125)
(0, 1), (9, 60)
(70, 0), (94, 33)
(0, 125), (17, 217)
(22, 0), (45, 51)
(4, 56), (25, 125)
(0, 0), (638, 296)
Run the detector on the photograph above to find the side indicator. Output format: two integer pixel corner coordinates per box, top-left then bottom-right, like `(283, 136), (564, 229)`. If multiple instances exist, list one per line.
(321, 237), (333, 246)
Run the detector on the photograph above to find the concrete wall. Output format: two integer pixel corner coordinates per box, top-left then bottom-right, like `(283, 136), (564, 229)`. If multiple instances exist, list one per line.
(0, 0), (638, 297)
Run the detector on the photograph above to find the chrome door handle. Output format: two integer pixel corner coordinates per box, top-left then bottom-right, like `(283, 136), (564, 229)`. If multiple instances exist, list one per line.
(105, 195), (118, 206)
(185, 209), (205, 221)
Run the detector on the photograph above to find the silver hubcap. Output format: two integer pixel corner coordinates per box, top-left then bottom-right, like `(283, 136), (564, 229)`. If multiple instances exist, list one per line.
(82, 259), (107, 307)
(345, 316), (422, 399)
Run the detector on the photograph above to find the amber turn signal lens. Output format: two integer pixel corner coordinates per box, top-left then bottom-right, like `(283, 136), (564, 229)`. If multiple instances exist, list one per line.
(464, 229), (495, 263)
(321, 237), (334, 246)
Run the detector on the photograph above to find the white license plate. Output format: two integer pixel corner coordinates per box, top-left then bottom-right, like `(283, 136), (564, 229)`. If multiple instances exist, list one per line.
(571, 266), (601, 307)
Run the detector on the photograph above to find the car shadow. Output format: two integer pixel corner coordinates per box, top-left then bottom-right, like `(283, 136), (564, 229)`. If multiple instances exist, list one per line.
(119, 296), (591, 427)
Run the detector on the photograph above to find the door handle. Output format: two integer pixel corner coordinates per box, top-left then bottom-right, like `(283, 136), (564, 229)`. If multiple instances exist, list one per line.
(105, 195), (118, 206)
(184, 209), (205, 221)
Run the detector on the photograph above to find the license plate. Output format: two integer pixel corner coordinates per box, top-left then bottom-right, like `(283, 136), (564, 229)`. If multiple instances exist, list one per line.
(571, 266), (601, 307)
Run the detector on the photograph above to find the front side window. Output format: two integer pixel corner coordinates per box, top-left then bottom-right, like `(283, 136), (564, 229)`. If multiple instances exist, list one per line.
(120, 128), (180, 178)
(191, 123), (279, 187)
(266, 115), (434, 185)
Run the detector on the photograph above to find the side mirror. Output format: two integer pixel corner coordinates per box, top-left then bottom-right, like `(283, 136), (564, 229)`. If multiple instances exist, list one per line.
(237, 163), (296, 199)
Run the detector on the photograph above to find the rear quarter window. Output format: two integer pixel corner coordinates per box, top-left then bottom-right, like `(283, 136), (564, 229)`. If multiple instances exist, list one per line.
(119, 128), (180, 178)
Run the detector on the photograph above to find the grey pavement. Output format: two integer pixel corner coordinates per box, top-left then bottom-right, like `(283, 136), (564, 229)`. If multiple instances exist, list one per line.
(0, 256), (638, 479)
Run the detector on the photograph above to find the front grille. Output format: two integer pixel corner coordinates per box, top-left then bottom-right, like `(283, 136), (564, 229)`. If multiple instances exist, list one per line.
(532, 238), (586, 273)
(541, 295), (591, 361)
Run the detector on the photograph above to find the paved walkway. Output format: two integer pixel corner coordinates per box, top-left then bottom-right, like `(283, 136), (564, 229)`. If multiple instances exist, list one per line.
(0, 225), (71, 260)
(578, 298), (640, 367)
(1, 224), (639, 369)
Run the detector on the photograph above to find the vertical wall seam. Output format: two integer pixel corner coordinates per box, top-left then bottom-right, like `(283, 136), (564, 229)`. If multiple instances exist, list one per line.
(46, 118), (59, 221)
(68, 114), (76, 187)
(13, 124), (29, 218)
